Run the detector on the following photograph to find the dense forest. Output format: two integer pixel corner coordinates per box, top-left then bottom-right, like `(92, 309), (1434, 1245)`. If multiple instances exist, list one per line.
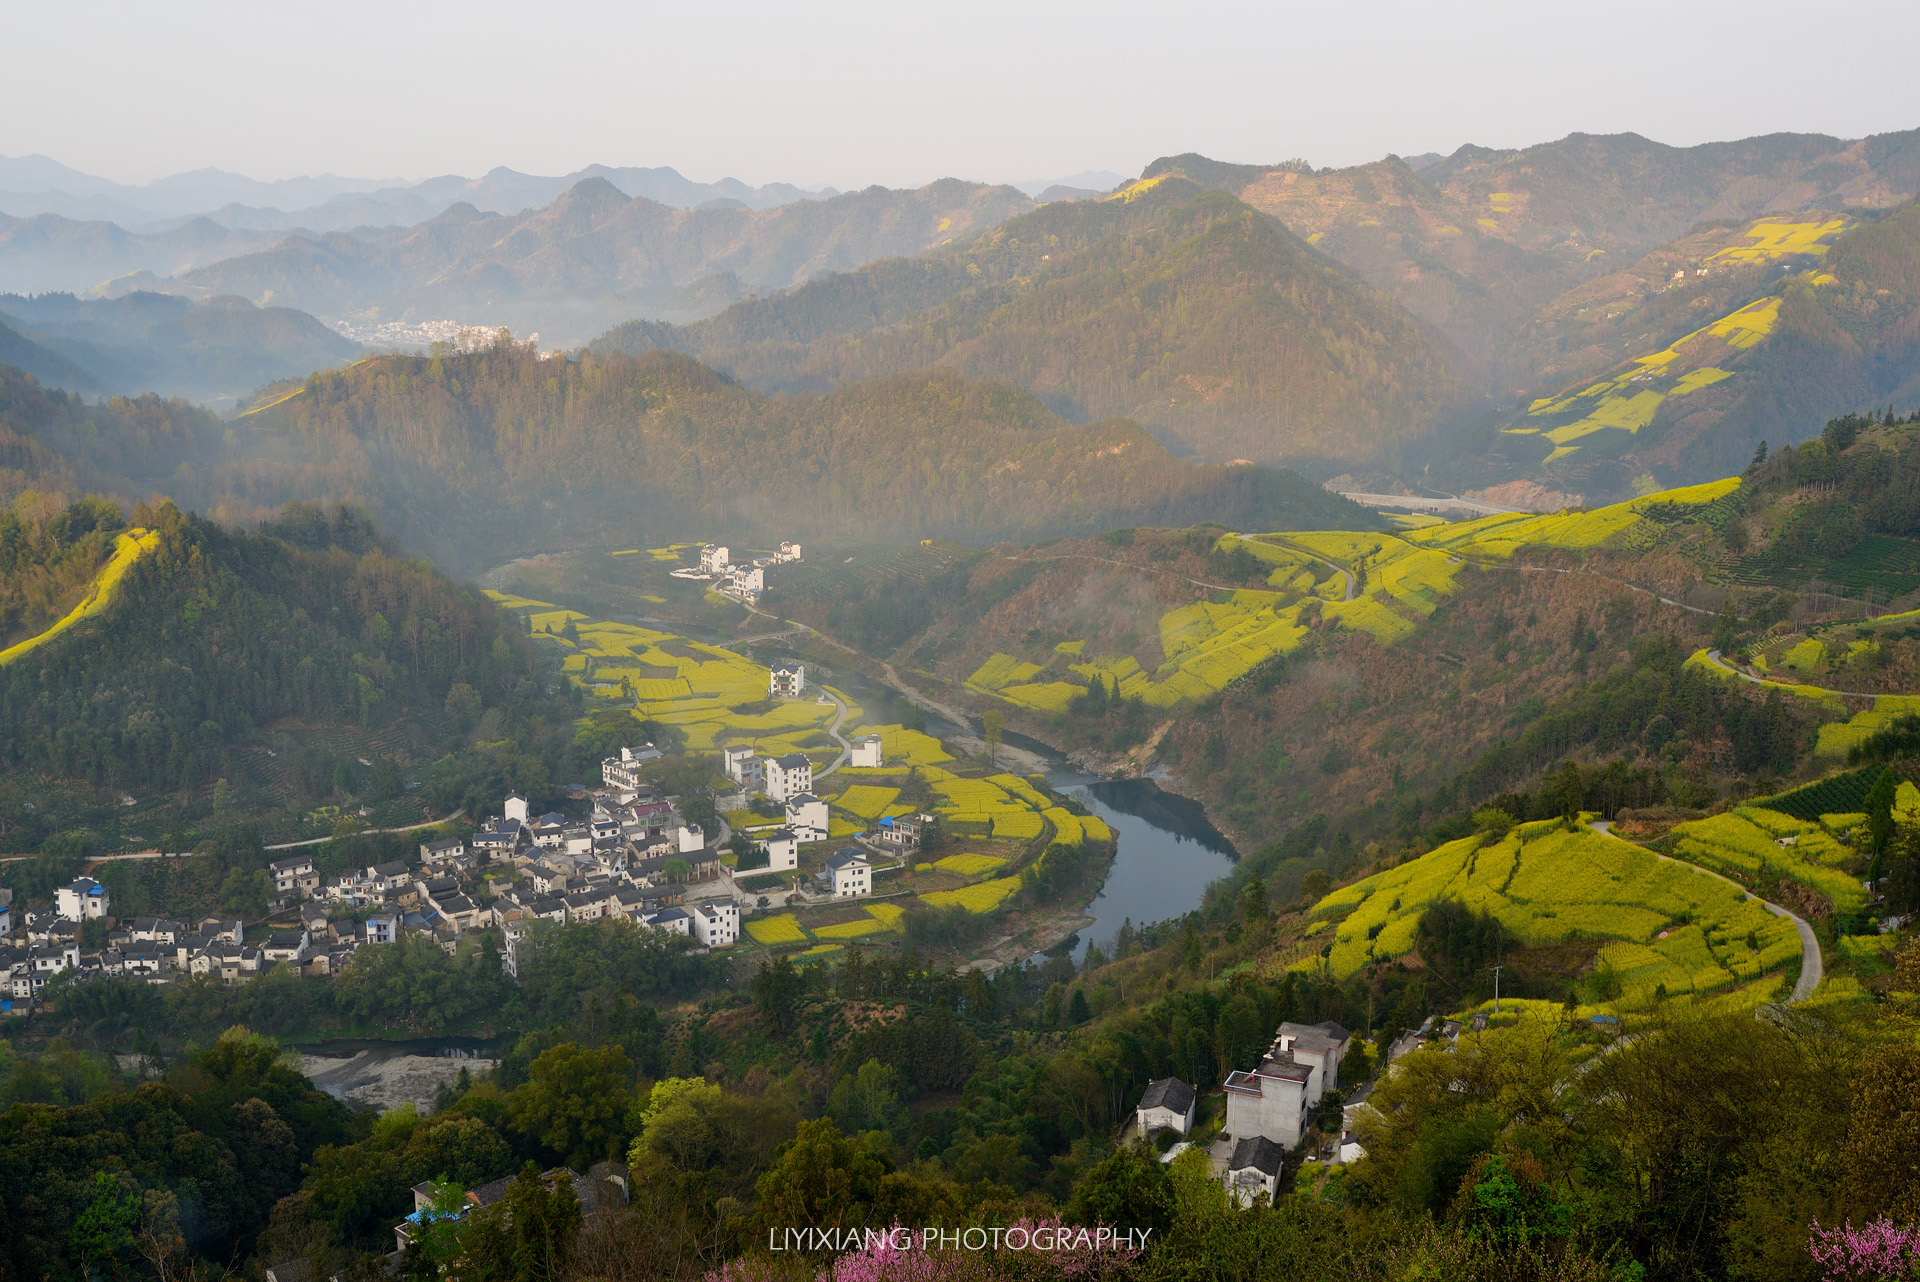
(592, 180), (1468, 467)
(0, 497), (532, 804)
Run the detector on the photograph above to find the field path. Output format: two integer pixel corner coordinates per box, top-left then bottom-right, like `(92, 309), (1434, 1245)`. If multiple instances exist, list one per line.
(1590, 819), (1823, 1002)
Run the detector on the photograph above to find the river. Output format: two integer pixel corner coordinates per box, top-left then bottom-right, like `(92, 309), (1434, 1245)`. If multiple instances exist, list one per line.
(1045, 769), (1238, 961)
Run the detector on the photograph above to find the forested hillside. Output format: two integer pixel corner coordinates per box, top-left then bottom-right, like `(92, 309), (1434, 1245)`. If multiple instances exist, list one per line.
(0, 497), (532, 816)
(593, 179), (1468, 466)
(224, 346), (1373, 567)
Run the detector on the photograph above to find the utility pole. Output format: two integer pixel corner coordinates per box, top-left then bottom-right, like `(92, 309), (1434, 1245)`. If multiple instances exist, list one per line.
(1488, 964), (1505, 1017)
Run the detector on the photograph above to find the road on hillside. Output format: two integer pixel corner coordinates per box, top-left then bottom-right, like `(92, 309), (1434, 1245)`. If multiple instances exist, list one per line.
(1702, 648), (1896, 700)
(1233, 533), (1355, 600)
(263, 809), (466, 851)
(1590, 819), (1823, 1002)
(811, 689), (855, 780)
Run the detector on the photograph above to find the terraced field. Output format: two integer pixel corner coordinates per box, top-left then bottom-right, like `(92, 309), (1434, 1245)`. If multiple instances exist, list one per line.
(1308, 819), (1801, 1011)
(1668, 808), (1867, 914)
(1499, 217), (1849, 469)
(483, 590), (851, 765)
(966, 480), (1739, 713)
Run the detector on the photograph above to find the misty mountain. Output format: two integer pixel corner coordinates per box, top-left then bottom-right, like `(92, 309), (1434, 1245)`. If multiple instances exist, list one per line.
(160, 178), (1036, 346)
(591, 178), (1468, 466)
(0, 292), (361, 409)
(0, 210), (283, 295)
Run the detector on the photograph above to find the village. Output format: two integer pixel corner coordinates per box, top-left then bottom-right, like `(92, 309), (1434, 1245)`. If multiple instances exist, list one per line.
(0, 645), (940, 1012)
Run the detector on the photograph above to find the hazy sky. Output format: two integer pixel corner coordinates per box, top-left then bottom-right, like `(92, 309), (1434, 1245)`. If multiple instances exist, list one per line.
(6, 0), (1920, 190)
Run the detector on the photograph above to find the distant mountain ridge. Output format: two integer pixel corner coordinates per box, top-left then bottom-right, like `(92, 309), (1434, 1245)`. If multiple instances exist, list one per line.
(0, 153), (838, 230)
(154, 178), (1036, 347)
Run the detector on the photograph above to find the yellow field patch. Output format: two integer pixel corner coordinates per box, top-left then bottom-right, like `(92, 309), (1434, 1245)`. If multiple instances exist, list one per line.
(835, 785), (901, 821)
(920, 876), (1022, 913)
(1707, 217), (1849, 264)
(935, 853), (1008, 876)
(815, 916), (891, 939)
(0, 528), (160, 666)
(746, 915), (809, 946)
(864, 902), (905, 928)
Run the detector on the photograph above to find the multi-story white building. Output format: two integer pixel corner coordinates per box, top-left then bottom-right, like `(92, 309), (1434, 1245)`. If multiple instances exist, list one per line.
(700, 544), (731, 576)
(784, 794), (829, 841)
(769, 661), (805, 699)
(757, 829), (798, 872)
(723, 745), (763, 791)
(775, 541), (803, 563)
(269, 855), (320, 899)
(690, 900), (738, 947)
(56, 879), (109, 921)
(849, 734), (883, 768)
(764, 753), (813, 802)
(676, 824), (707, 854)
(1222, 1054), (1314, 1151)
(601, 745), (661, 793)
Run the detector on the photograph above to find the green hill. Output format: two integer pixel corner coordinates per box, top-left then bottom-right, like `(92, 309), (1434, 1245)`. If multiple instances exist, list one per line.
(0, 494), (535, 848)
(592, 179), (1468, 466)
(223, 346), (1374, 569)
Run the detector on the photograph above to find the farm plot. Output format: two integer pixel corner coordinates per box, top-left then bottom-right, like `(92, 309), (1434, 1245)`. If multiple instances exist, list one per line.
(1308, 821), (1797, 1005)
(1668, 810), (1866, 913)
(920, 876), (1022, 913)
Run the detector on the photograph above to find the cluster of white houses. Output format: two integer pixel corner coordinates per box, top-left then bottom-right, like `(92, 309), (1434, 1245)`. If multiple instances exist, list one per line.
(0, 752), (771, 1010)
(669, 541), (802, 604)
(1131, 1019), (1355, 1206)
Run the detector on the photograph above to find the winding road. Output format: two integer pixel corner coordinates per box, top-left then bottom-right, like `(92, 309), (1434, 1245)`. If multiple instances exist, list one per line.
(1590, 819), (1823, 1002)
(1234, 533), (1356, 600)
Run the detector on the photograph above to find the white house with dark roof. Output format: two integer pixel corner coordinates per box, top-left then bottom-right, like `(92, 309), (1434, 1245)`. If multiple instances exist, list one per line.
(769, 662), (806, 699)
(1135, 1077), (1198, 1137)
(1224, 1135), (1286, 1206)
(647, 906), (692, 937)
(269, 856), (321, 899)
(722, 745), (763, 791)
(821, 848), (872, 897)
(764, 753), (813, 803)
(56, 878), (109, 921)
(757, 829), (798, 872)
(784, 794), (829, 841)
(689, 900), (738, 947)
